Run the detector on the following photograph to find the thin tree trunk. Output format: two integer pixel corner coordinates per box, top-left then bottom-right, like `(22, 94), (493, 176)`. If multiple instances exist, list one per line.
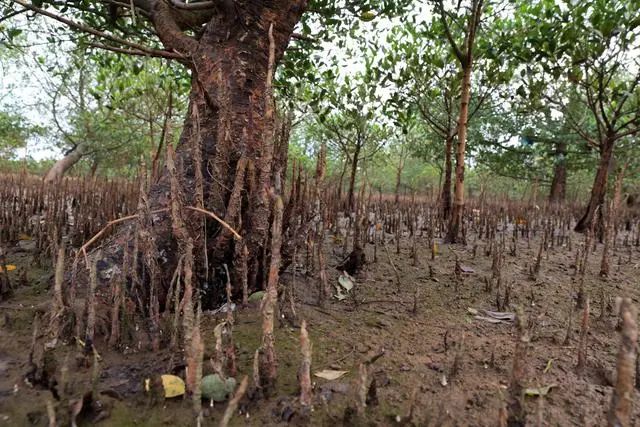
(549, 140), (567, 204)
(337, 156), (348, 208)
(441, 134), (454, 219)
(575, 137), (614, 233)
(347, 143), (361, 213)
(600, 163), (626, 277)
(442, 0), (483, 243)
(445, 65), (472, 243)
(394, 142), (407, 204)
(89, 158), (99, 178)
(394, 162), (402, 204)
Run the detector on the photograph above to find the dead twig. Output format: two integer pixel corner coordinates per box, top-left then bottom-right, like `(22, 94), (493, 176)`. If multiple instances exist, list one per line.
(219, 376), (249, 427)
(185, 206), (242, 240)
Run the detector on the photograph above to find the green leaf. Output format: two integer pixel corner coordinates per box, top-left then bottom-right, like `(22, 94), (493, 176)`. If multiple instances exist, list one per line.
(201, 375), (236, 402)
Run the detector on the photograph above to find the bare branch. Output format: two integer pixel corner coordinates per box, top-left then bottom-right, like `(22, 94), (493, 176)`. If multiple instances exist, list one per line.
(0, 7), (28, 24)
(12, 0), (188, 58)
(87, 41), (183, 59)
(291, 32), (319, 43)
(612, 71), (640, 125)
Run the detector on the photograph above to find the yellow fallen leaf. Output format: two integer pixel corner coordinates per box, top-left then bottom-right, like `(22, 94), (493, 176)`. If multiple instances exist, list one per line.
(525, 384), (557, 397)
(0, 265), (16, 272)
(314, 369), (348, 380)
(161, 374), (185, 398)
(19, 234), (32, 240)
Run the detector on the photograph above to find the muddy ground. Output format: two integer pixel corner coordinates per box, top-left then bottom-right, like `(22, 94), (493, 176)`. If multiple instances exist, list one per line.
(1, 224), (639, 426)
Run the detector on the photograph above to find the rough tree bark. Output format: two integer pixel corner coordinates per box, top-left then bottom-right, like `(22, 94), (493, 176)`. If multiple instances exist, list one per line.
(575, 135), (614, 233)
(94, 1), (307, 309)
(548, 140), (567, 204)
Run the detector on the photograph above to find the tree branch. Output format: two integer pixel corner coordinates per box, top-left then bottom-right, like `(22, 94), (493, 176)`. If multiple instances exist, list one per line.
(595, 65), (612, 132)
(0, 7), (28, 24)
(87, 41), (183, 59)
(612, 118), (640, 141)
(468, 84), (492, 121)
(291, 32), (319, 43)
(148, 0), (198, 54)
(417, 101), (448, 136)
(612, 70), (640, 125)
(13, 0), (187, 58)
(51, 85), (79, 148)
(436, 0), (465, 64)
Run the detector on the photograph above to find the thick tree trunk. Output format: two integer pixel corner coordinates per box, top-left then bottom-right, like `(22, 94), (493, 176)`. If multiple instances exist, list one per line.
(575, 137), (615, 233)
(98, 2), (305, 310)
(44, 145), (86, 183)
(445, 65), (472, 243)
(347, 143), (361, 213)
(548, 140), (567, 204)
(441, 134), (454, 219)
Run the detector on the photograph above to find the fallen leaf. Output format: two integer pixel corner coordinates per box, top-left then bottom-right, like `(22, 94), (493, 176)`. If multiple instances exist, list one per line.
(474, 315), (506, 324)
(482, 310), (515, 321)
(160, 374), (185, 398)
(469, 308), (515, 323)
(334, 292), (348, 301)
(525, 384), (557, 397)
(337, 273), (355, 291)
(440, 374), (448, 386)
(201, 374), (236, 402)
(248, 291), (265, 302)
(0, 265), (16, 273)
(314, 369), (348, 380)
